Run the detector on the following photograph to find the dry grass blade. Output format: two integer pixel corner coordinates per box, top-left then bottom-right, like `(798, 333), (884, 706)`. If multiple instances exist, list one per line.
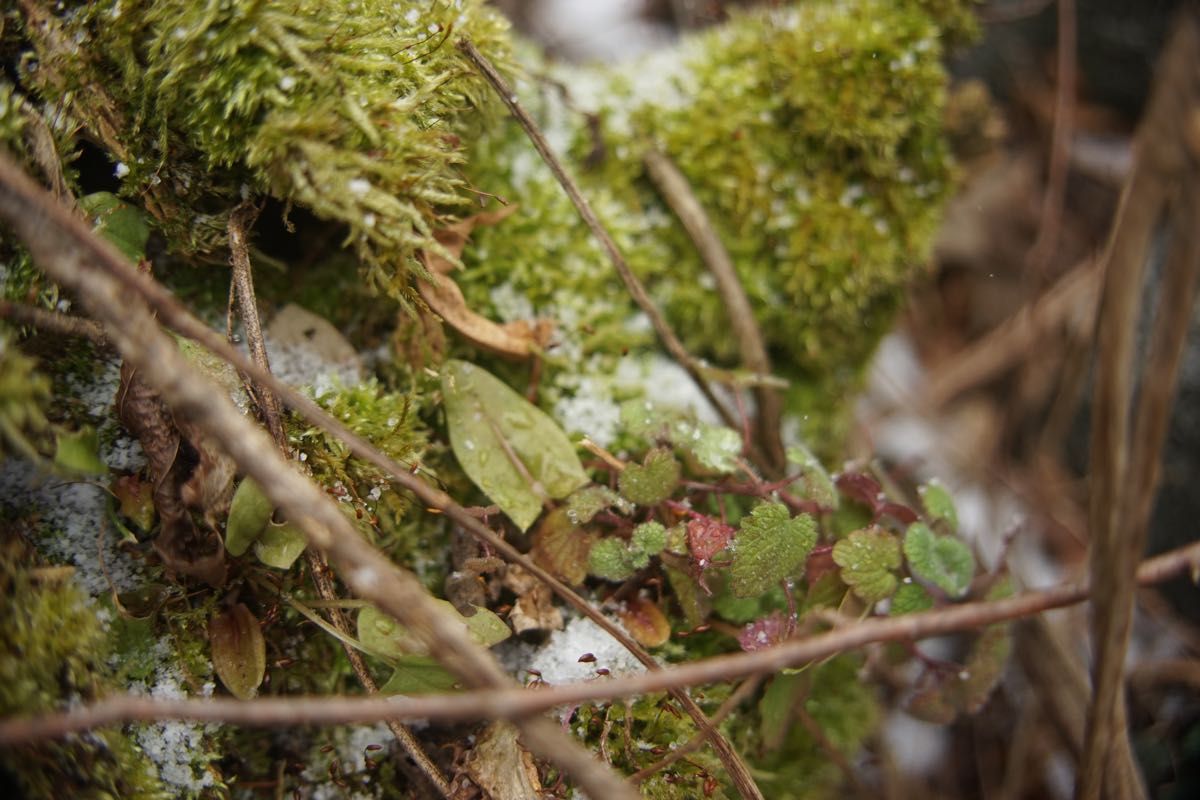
(0, 150), (638, 800)
(643, 148), (786, 471)
(1080, 11), (1200, 799)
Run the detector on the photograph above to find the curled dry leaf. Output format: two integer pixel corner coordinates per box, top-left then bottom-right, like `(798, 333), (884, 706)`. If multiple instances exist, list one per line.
(417, 205), (555, 359)
(503, 564), (563, 635)
(463, 722), (543, 800)
(210, 603), (266, 700)
(117, 358), (227, 587)
(531, 507), (596, 587)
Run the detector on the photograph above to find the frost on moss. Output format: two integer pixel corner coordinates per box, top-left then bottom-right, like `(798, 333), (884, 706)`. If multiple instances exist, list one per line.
(22, 0), (514, 303)
(457, 0), (967, 446)
(0, 541), (166, 799)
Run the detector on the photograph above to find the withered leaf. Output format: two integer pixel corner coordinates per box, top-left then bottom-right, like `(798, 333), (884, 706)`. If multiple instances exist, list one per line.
(417, 206), (555, 359)
(503, 564), (563, 635)
(210, 603), (266, 700)
(531, 507), (596, 586)
(463, 722), (543, 800)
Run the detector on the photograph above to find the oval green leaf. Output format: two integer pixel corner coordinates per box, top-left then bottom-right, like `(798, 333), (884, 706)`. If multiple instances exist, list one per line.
(225, 478), (273, 556)
(210, 603), (266, 700)
(253, 520), (308, 570)
(903, 522), (975, 599)
(442, 360), (588, 531)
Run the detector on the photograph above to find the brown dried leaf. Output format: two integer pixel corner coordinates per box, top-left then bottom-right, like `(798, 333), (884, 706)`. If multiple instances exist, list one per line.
(417, 206), (555, 359)
(210, 603), (266, 700)
(463, 722), (542, 800)
(503, 564), (563, 635)
(617, 596), (671, 648)
(530, 507), (596, 587)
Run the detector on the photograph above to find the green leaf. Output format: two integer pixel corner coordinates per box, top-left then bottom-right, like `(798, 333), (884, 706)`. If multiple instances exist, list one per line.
(786, 444), (838, 508)
(919, 482), (958, 532)
(253, 520), (307, 570)
(618, 447), (680, 506)
(664, 563), (710, 629)
(760, 672), (806, 752)
(379, 655), (461, 694)
(357, 600), (510, 661)
(442, 360), (588, 530)
(588, 537), (638, 582)
(689, 423), (743, 474)
(631, 521), (668, 557)
(889, 582), (935, 616)
(53, 427), (106, 476)
(903, 522), (975, 599)
(565, 484), (629, 524)
(832, 528), (901, 604)
(79, 192), (150, 263)
(209, 603), (266, 700)
(225, 478), (273, 557)
(730, 503), (817, 598)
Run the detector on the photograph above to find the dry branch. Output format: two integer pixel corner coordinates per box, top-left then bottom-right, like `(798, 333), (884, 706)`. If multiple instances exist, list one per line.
(643, 148), (786, 471)
(3, 537), (1198, 748)
(0, 150), (636, 800)
(1080, 10), (1200, 800)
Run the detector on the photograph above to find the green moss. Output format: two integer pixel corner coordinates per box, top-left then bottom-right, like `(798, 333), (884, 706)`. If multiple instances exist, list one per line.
(25, 0), (514, 301)
(0, 541), (167, 799)
(0, 331), (52, 461)
(457, 0), (968, 448)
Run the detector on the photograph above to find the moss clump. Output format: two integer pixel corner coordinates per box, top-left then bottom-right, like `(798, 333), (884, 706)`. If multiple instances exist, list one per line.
(0, 541), (166, 799)
(0, 331), (52, 460)
(458, 0), (969, 446)
(22, 0), (514, 301)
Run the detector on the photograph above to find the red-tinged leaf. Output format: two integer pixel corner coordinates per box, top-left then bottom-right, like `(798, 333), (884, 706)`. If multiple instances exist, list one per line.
(617, 597), (671, 648)
(878, 501), (918, 524)
(210, 603), (265, 700)
(805, 545), (837, 585)
(687, 516), (734, 565)
(835, 472), (882, 508)
(738, 611), (788, 652)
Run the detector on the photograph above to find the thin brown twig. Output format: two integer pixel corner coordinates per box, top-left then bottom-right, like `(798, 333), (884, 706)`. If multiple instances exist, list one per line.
(457, 36), (764, 799)
(1025, 0), (1076, 275)
(3, 537), (1198, 747)
(0, 299), (108, 346)
(629, 674), (764, 783)
(0, 150), (637, 800)
(454, 38), (740, 440)
(642, 148), (785, 472)
(1080, 12), (1200, 800)
(227, 200), (451, 795)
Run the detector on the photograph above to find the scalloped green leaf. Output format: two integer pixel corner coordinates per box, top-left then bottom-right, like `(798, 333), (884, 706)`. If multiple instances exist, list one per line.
(225, 478), (273, 556)
(588, 537), (638, 582)
(618, 447), (680, 506)
(832, 527), (901, 603)
(631, 521), (668, 558)
(379, 656), (461, 695)
(565, 484), (630, 524)
(442, 360), (588, 531)
(689, 423), (743, 474)
(253, 520), (307, 570)
(919, 481), (958, 532)
(731, 503), (817, 598)
(53, 426), (106, 476)
(786, 444), (838, 508)
(889, 582), (935, 616)
(904, 522), (975, 599)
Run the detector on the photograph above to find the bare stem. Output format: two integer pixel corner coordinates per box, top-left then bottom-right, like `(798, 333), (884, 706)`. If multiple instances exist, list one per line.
(643, 148), (785, 471)
(3, 538), (1198, 747)
(0, 299), (108, 346)
(455, 38), (740, 439)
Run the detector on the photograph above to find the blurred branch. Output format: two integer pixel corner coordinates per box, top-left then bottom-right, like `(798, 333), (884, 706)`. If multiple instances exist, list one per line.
(4, 537), (1199, 746)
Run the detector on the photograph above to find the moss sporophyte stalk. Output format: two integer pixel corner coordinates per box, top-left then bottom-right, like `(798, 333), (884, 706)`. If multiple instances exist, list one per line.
(0, 1), (993, 798)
